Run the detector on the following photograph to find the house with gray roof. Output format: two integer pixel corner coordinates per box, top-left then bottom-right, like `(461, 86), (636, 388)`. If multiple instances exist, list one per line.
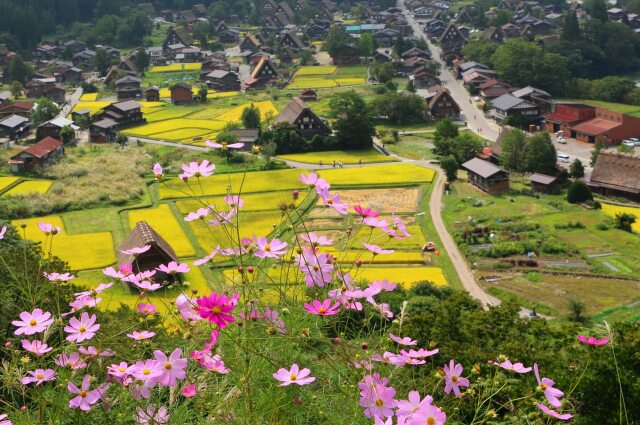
(490, 93), (541, 123)
(462, 158), (510, 195)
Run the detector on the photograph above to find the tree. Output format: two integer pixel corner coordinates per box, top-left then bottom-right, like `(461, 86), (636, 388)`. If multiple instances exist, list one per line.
(268, 122), (306, 154)
(561, 11), (580, 41)
(8, 54), (32, 84)
(585, 0), (608, 22)
(324, 26), (352, 58)
(115, 134), (128, 149)
(93, 48), (111, 77)
(371, 92), (427, 124)
(434, 118), (459, 141)
(441, 156), (458, 181)
(393, 33), (410, 56)
(405, 80), (416, 93)
(32, 98), (60, 127)
(197, 87), (208, 103)
(451, 133), (484, 164)
(328, 90), (375, 149)
(359, 33), (376, 57)
(10, 81), (23, 98)
(569, 158), (585, 178)
(568, 298), (586, 322)
(462, 39), (498, 67)
(134, 49), (150, 75)
(193, 22), (210, 49)
(614, 212), (637, 232)
(60, 126), (75, 145)
(241, 104), (261, 129)
(499, 129), (527, 171)
(492, 9), (513, 26)
(299, 49), (313, 66)
(590, 138), (603, 166)
(371, 62), (394, 83)
(567, 180), (593, 203)
(522, 132), (557, 174)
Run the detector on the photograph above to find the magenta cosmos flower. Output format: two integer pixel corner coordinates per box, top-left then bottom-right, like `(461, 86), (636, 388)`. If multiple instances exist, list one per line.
(21, 339), (52, 356)
(181, 160), (215, 178)
(135, 404), (170, 425)
(127, 330), (156, 340)
(389, 334), (417, 346)
(195, 292), (237, 329)
(137, 303), (157, 315)
(444, 359), (469, 397)
(0, 413), (11, 425)
(38, 221), (61, 235)
(534, 363), (565, 408)
(107, 362), (134, 380)
(0, 225), (6, 240)
(253, 236), (288, 259)
(363, 243), (394, 255)
(153, 163), (163, 180)
(498, 358), (532, 374)
(304, 299), (341, 316)
(273, 364), (315, 387)
(182, 384), (197, 398)
(78, 346), (114, 357)
(12, 309), (54, 336)
(153, 348), (187, 388)
(22, 369), (56, 386)
(68, 374), (108, 411)
(64, 312), (100, 343)
(577, 335), (609, 346)
(157, 261), (190, 274)
(537, 403), (573, 421)
(205, 140), (245, 149)
(354, 204), (379, 219)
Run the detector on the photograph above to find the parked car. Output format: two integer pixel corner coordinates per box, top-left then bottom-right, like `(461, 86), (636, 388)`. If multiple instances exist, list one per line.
(622, 140), (636, 148)
(629, 137), (640, 145)
(557, 153), (570, 163)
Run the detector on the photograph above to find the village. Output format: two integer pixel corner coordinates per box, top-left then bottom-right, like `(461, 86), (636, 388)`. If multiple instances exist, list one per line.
(0, 0), (639, 335)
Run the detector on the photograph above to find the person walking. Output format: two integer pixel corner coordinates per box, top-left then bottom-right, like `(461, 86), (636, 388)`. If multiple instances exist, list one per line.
(332, 160), (336, 168)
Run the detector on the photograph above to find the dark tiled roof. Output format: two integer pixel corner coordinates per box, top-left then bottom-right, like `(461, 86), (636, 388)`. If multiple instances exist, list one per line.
(462, 157), (507, 178)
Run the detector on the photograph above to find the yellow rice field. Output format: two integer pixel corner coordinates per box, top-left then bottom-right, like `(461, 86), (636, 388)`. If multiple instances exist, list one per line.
(149, 63), (202, 72)
(601, 203), (640, 233)
(288, 78), (340, 89)
(354, 266), (447, 288)
(127, 204), (196, 257)
(11, 215), (116, 270)
(295, 66), (337, 75)
(123, 118), (226, 136)
(0, 176), (20, 192)
(3, 180), (53, 197)
(279, 149), (396, 165)
(318, 164), (436, 186)
(175, 191), (301, 214)
(215, 101), (278, 123)
(80, 93), (99, 101)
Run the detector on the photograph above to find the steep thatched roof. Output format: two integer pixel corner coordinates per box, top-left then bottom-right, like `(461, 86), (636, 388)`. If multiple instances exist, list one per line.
(117, 221), (178, 265)
(589, 153), (640, 194)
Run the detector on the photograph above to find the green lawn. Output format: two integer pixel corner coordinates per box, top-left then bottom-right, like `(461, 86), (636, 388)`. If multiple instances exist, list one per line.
(386, 135), (436, 161)
(560, 98), (640, 116)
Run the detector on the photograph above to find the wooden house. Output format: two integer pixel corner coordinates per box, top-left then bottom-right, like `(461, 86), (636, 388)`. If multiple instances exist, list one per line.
(426, 86), (460, 119)
(242, 57), (279, 90)
(410, 66), (440, 89)
(230, 129), (260, 151)
(306, 24), (328, 40)
(529, 173), (560, 193)
(8, 136), (63, 172)
(95, 100), (145, 128)
(401, 47), (431, 60)
(273, 97), (331, 139)
(0, 114), (30, 139)
(145, 87), (160, 101)
(205, 70), (241, 91)
(118, 221), (179, 280)
(115, 76), (143, 101)
(89, 119), (118, 143)
(490, 93), (541, 123)
(332, 44), (361, 65)
(169, 82), (193, 104)
(439, 23), (467, 58)
(37, 117), (78, 140)
(260, 0), (279, 16)
(163, 27), (193, 52)
(240, 34), (263, 52)
(277, 1), (295, 20)
(462, 158), (510, 195)
(298, 89), (317, 101)
(192, 3), (208, 17)
(479, 80), (511, 102)
(280, 32), (307, 52)
(0, 101), (33, 120)
(588, 153), (640, 201)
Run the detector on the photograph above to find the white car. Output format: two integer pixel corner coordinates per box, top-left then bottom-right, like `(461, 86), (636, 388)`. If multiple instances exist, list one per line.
(629, 137), (640, 146)
(622, 140), (636, 148)
(557, 153), (570, 163)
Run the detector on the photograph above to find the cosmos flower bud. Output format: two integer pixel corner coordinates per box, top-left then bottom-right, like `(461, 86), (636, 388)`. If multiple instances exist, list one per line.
(292, 190), (299, 200)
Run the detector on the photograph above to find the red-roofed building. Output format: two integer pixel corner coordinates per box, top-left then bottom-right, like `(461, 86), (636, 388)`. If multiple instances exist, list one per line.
(544, 103), (596, 136)
(9, 136), (64, 172)
(570, 109), (640, 144)
(479, 80), (511, 101)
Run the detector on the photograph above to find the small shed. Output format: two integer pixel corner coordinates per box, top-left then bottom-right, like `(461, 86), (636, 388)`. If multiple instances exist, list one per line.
(145, 86), (160, 102)
(529, 173), (559, 193)
(230, 129), (260, 151)
(118, 221), (179, 283)
(299, 89), (317, 102)
(169, 82), (193, 104)
(9, 136), (64, 172)
(462, 157), (510, 195)
(89, 119), (118, 143)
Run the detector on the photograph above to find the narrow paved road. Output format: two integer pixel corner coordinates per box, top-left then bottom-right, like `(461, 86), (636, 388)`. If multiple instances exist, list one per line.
(399, 0), (500, 143)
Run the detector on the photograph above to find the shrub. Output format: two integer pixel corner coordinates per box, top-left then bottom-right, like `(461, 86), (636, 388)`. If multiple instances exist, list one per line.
(567, 180), (593, 203)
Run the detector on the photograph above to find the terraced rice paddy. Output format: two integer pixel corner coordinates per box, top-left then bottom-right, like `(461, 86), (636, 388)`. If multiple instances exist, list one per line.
(127, 204), (196, 257)
(2, 180), (53, 197)
(288, 66), (367, 89)
(601, 203), (640, 233)
(149, 63), (202, 72)
(0, 176), (20, 192)
(279, 149), (396, 165)
(80, 93), (99, 101)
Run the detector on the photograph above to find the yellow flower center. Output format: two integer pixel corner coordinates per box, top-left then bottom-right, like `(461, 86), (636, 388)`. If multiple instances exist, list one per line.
(36, 374), (44, 380)
(143, 369), (151, 375)
(118, 367), (126, 372)
(318, 308), (326, 314)
(427, 417), (436, 425)
(375, 399), (384, 407)
(29, 319), (37, 326)
(540, 383), (547, 391)
(452, 375), (459, 383)
(264, 244), (271, 251)
(79, 326), (87, 332)
(212, 306), (221, 314)
(165, 362), (172, 370)
(80, 390), (87, 397)
(290, 374), (297, 381)
(313, 265), (319, 271)
(327, 199), (334, 205)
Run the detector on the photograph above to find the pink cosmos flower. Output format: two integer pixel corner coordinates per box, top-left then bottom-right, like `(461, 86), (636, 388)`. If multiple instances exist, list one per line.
(374, 417), (393, 425)
(43, 271), (75, 282)
(22, 369), (56, 386)
(119, 245), (151, 256)
(68, 375), (108, 411)
(299, 172), (330, 192)
(153, 163), (163, 180)
(0, 413), (10, 425)
(390, 209), (411, 238)
(359, 382), (397, 418)
(74, 283), (113, 298)
(21, 339), (52, 356)
(389, 334), (417, 346)
(363, 243), (394, 255)
(157, 261), (190, 274)
(181, 160), (215, 178)
(273, 364), (315, 387)
(135, 404), (170, 425)
(78, 346), (114, 358)
(182, 384), (197, 398)
(304, 299), (341, 316)
(537, 403), (573, 421)
(498, 358), (532, 374)
(354, 204), (379, 219)
(176, 293), (202, 322)
(301, 232), (333, 246)
(577, 335), (609, 346)
(199, 352), (230, 374)
(225, 195), (244, 209)
(153, 348), (187, 388)
(263, 307), (286, 334)
(409, 404), (447, 425)
(0, 226), (6, 240)
(397, 390), (434, 418)
(69, 296), (102, 310)
(401, 348), (439, 358)
(64, 312), (100, 343)
(134, 280), (162, 292)
(108, 362), (134, 380)
(194, 246), (220, 266)
(103, 266), (127, 280)
(127, 331), (156, 340)
(12, 309), (54, 336)
(363, 217), (388, 229)
(253, 236), (288, 259)
(137, 303), (157, 315)
(205, 140), (245, 149)
(38, 221), (61, 235)
(296, 247), (333, 287)
(195, 292), (237, 328)
(184, 207), (212, 222)
(444, 359), (469, 397)
(55, 352), (88, 370)
(534, 363), (564, 408)
(320, 190), (349, 215)
(131, 359), (163, 382)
